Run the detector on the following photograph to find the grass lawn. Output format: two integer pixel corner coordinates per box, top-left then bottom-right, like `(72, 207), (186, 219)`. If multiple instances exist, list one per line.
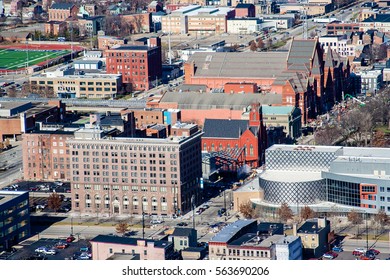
(0, 49), (70, 70)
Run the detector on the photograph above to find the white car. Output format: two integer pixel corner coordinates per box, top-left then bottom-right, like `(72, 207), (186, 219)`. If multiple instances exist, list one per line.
(355, 248), (366, 253)
(45, 248), (57, 255)
(35, 246), (48, 253)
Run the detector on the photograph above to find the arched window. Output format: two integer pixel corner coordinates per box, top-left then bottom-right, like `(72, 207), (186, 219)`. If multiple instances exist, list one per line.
(219, 144), (223, 151)
(203, 143), (207, 151)
(211, 143), (215, 152)
(250, 144), (254, 156)
(86, 194), (91, 200)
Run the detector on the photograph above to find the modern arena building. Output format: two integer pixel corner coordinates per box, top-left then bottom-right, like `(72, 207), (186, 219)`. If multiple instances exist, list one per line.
(250, 144), (390, 215)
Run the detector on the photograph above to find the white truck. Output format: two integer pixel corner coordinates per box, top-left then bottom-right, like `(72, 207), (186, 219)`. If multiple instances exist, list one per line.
(313, 17), (338, 23)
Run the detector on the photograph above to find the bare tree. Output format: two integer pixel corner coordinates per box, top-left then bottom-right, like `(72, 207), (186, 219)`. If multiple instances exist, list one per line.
(256, 38), (265, 50)
(249, 40), (257, 52)
(278, 202), (293, 222)
(300, 205), (315, 221)
(374, 209), (388, 236)
(47, 193), (62, 213)
(347, 210), (363, 238)
(314, 124), (344, 145)
(239, 201), (255, 219)
(115, 221), (129, 236)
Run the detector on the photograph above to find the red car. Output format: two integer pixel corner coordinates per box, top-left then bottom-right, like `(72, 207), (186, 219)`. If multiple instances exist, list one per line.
(66, 235), (75, 243)
(55, 242), (69, 249)
(352, 250), (364, 256)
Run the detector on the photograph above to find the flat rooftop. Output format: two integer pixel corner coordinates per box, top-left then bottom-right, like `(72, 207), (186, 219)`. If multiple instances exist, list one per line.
(0, 191), (28, 206)
(267, 144), (343, 153)
(0, 101), (31, 110)
(260, 170), (322, 182)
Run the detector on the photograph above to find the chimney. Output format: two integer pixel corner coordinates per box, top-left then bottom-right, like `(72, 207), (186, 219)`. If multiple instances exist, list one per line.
(318, 217), (326, 228)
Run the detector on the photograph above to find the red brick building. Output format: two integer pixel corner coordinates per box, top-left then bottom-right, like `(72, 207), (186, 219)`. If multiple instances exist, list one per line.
(105, 37), (162, 91)
(22, 130), (74, 181)
(48, 3), (78, 21)
(224, 82), (258, 93)
(235, 3), (256, 18)
(201, 103), (267, 168)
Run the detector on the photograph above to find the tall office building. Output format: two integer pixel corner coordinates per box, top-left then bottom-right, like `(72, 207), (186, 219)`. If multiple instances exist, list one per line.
(68, 123), (203, 217)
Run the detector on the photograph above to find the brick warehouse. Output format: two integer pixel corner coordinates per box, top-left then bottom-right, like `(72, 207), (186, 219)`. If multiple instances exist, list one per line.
(105, 37), (162, 91)
(67, 123), (202, 217)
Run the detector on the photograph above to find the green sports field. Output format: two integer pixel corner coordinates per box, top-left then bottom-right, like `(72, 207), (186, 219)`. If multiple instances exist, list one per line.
(0, 48), (70, 70)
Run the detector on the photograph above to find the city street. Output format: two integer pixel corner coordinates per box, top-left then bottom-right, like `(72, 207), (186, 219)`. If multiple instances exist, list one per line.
(0, 141), (23, 189)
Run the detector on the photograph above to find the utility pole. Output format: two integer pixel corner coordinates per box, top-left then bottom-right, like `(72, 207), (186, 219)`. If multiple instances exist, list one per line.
(168, 10), (172, 64)
(365, 212), (369, 252)
(142, 212), (145, 239)
(191, 195), (195, 229)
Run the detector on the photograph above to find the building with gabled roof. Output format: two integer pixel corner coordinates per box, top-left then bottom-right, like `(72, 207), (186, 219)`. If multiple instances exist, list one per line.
(48, 3), (78, 21)
(201, 103), (267, 167)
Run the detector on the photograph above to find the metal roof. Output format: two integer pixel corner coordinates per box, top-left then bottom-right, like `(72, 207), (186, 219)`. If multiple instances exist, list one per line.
(187, 51), (288, 78)
(159, 92), (283, 110)
(210, 219), (257, 243)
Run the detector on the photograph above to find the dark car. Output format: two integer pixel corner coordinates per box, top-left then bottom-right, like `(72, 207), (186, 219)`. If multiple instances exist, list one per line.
(177, 222), (188, 227)
(66, 235), (75, 243)
(367, 249), (380, 255)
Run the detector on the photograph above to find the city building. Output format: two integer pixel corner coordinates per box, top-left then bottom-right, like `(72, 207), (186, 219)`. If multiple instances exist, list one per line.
(253, 105), (301, 140)
(279, 3), (332, 16)
(77, 15), (105, 36)
(208, 219), (302, 260)
(48, 3), (78, 21)
(235, 3), (256, 18)
(0, 100), (65, 141)
(161, 5), (235, 35)
(105, 37), (162, 91)
(360, 14), (390, 33)
(326, 21), (359, 35)
(319, 35), (356, 57)
(90, 235), (174, 260)
(243, 144), (390, 216)
(227, 18), (262, 34)
(22, 128), (76, 181)
(168, 227), (197, 251)
(0, 191), (30, 251)
(68, 123), (203, 217)
(97, 33), (128, 50)
(293, 218), (331, 259)
(44, 21), (67, 36)
(29, 67), (122, 99)
(149, 91), (283, 126)
(359, 69), (383, 95)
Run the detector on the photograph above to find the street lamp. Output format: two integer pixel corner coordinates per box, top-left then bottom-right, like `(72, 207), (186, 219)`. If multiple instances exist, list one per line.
(70, 216), (73, 235)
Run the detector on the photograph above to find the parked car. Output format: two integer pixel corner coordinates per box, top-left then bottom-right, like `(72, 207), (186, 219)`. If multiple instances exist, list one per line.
(367, 249), (380, 255)
(78, 252), (91, 260)
(177, 222), (188, 227)
(66, 235), (75, 243)
(195, 208), (205, 215)
(54, 181), (64, 186)
(323, 251), (338, 259)
(332, 246), (343, 252)
(353, 248), (365, 256)
(29, 186), (39, 191)
(45, 248), (57, 255)
(151, 220), (164, 224)
(55, 242), (69, 249)
(35, 246), (48, 253)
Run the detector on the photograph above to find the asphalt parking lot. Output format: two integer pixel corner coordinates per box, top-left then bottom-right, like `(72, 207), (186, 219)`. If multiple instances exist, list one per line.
(3, 237), (91, 260)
